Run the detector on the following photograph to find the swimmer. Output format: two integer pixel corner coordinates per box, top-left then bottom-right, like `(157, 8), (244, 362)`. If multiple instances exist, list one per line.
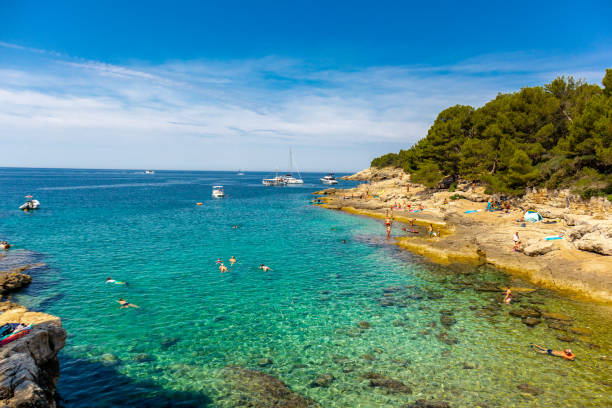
(386, 224), (391, 239)
(216, 258), (222, 264)
(219, 263), (228, 273)
(259, 264), (272, 272)
(229, 256), (237, 266)
(531, 344), (575, 361)
(232, 225), (239, 229)
(106, 277), (126, 285)
(427, 224), (434, 238)
(0, 241), (11, 250)
(503, 288), (512, 304)
(117, 298), (139, 308)
(342, 239), (347, 244)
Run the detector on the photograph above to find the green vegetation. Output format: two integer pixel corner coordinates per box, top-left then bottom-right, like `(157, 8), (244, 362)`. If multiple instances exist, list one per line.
(372, 70), (612, 196)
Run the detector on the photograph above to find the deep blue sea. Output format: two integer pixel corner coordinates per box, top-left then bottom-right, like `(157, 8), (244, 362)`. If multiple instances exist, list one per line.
(0, 168), (610, 407)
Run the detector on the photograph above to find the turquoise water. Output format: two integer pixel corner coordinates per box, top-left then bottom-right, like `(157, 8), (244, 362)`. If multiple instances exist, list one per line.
(0, 168), (611, 407)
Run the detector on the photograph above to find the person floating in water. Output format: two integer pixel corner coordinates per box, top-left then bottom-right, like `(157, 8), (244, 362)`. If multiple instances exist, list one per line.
(503, 288), (512, 304)
(229, 256), (237, 266)
(531, 344), (575, 361)
(232, 225), (239, 229)
(117, 298), (139, 308)
(0, 241), (11, 250)
(259, 264), (272, 272)
(219, 263), (228, 273)
(106, 277), (126, 285)
(216, 258), (222, 264)
(386, 224), (391, 239)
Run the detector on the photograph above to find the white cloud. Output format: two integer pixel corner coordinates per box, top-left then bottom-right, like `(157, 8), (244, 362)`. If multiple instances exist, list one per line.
(0, 41), (610, 171)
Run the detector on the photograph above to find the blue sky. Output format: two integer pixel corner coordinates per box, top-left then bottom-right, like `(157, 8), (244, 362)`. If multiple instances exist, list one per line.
(1, 0), (611, 171)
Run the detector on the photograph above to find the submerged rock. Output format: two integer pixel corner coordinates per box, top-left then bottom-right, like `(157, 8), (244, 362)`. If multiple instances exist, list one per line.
(509, 307), (541, 319)
(462, 361), (477, 369)
(100, 353), (119, 366)
(310, 373), (334, 388)
(521, 317), (541, 327)
(569, 326), (593, 336)
(256, 358), (273, 367)
(436, 332), (458, 345)
(542, 312), (573, 322)
(222, 366), (320, 407)
(403, 400), (451, 408)
(440, 315), (457, 328)
(556, 335), (575, 342)
(368, 376), (412, 394)
(357, 321), (371, 329)
(0, 272), (32, 295)
(517, 383), (542, 396)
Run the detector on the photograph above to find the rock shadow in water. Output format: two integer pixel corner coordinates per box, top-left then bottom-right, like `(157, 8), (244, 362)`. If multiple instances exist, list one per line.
(58, 354), (212, 407)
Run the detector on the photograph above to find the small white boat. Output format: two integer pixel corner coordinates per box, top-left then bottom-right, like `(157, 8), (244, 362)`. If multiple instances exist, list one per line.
(145, 170), (155, 174)
(212, 185), (225, 198)
(237, 169), (245, 176)
(320, 173), (338, 185)
(19, 195), (40, 210)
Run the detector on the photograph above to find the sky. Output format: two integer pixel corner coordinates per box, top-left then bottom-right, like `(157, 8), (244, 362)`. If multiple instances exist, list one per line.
(1, 0), (611, 172)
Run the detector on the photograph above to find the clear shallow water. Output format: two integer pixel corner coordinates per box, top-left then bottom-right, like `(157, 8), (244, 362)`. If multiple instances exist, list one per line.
(0, 168), (610, 408)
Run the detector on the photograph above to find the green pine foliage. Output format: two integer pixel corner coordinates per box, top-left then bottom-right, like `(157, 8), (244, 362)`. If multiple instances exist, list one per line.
(372, 70), (612, 196)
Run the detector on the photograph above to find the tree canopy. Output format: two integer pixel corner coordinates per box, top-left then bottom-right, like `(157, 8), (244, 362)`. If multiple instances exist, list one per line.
(372, 69), (612, 197)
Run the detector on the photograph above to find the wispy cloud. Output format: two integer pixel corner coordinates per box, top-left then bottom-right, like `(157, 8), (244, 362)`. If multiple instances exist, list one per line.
(0, 41), (609, 171)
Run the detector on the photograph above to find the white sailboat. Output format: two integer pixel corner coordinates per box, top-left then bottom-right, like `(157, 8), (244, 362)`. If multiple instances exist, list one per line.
(283, 149), (303, 184)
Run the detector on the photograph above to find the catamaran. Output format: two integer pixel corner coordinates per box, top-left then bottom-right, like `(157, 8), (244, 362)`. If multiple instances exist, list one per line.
(283, 149), (303, 184)
(320, 173), (338, 185)
(212, 185), (225, 198)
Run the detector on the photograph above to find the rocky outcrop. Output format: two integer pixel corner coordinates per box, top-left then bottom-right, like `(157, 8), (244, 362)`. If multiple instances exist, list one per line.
(522, 241), (555, 257)
(221, 366), (320, 407)
(341, 167), (406, 182)
(0, 273), (32, 296)
(0, 304), (66, 407)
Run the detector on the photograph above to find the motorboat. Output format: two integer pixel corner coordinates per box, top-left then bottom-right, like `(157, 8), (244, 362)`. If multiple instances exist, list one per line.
(19, 195), (40, 210)
(145, 170), (155, 174)
(320, 173), (338, 185)
(284, 149), (303, 184)
(212, 185), (225, 198)
(237, 169), (245, 176)
(262, 175), (287, 186)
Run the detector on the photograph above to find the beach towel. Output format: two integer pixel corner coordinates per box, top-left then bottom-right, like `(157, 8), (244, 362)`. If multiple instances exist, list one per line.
(464, 210), (480, 214)
(544, 236), (562, 241)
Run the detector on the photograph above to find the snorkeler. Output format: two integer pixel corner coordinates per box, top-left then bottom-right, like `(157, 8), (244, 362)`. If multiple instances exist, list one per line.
(531, 344), (575, 361)
(117, 298), (139, 308)
(229, 256), (237, 265)
(259, 264), (272, 272)
(106, 277), (126, 285)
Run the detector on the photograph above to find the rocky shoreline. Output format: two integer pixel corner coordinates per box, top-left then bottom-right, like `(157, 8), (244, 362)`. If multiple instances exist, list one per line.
(315, 167), (612, 303)
(0, 259), (66, 407)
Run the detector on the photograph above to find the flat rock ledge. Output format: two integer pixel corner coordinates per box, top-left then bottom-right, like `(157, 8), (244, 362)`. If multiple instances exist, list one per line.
(0, 303), (66, 408)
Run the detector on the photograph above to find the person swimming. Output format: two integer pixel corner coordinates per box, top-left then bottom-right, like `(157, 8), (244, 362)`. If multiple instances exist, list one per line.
(216, 258), (222, 264)
(386, 224), (391, 239)
(219, 263), (228, 273)
(0, 241), (11, 250)
(259, 264), (271, 272)
(531, 344), (575, 361)
(503, 288), (512, 304)
(229, 256), (237, 265)
(117, 298), (139, 308)
(106, 277), (126, 285)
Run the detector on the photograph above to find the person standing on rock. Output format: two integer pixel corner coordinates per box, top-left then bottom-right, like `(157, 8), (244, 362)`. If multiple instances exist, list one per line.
(513, 232), (521, 252)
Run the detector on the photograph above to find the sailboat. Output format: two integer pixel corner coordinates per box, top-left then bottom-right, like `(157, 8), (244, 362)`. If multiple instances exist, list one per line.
(283, 149), (303, 184)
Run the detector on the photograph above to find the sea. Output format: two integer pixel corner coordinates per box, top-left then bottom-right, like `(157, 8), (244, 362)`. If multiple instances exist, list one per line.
(0, 168), (610, 407)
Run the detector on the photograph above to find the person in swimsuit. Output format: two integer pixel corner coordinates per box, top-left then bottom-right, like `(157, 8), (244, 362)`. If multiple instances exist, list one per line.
(219, 263), (228, 273)
(386, 224), (391, 239)
(259, 264), (271, 272)
(117, 298), (139, 308)
(216, 258), (222, 264)
(106, 277), (126, 285)
(0, 241), (11, 250)
(427, 224), (434, 238)
(532, 344), (575, 360)
(229, 256), (237, 266)
(503, 288), (512, 304)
